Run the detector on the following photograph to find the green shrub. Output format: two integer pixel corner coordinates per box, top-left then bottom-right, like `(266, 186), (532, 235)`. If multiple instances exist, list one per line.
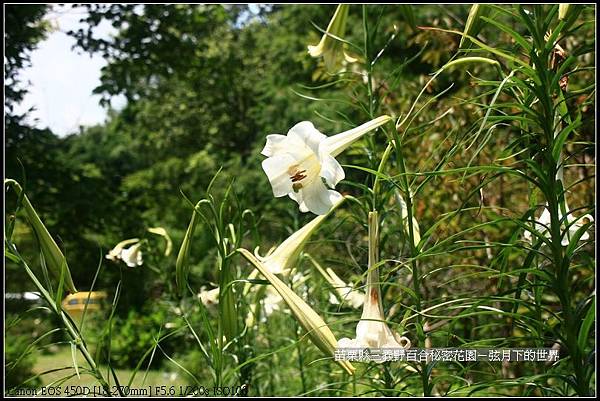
(5, 316), (42, 390)
(94, 305), (174, 369)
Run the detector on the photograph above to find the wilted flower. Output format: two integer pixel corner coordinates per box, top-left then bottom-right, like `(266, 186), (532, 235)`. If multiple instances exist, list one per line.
(524, 201), (594, 246)
(308, 4), (357, 73)
(261, 116), (391, 215)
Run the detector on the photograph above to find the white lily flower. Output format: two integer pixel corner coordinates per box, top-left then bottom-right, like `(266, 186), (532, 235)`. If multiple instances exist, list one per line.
(262, 116), (391, 215)
(106, 238), (143, 267)
(120, 242), (143, 267)
(308, 4), (357, 73)
(198, 286), (220, 309)
(524, 201), (594, 246)
(307, 254), (363, 309)
(105, 238), (140, 261)
(326, 268), (364, 309)
(255, 196), (345, 274)
(262, 286), (284, 317)
(337, 212), (410, 360)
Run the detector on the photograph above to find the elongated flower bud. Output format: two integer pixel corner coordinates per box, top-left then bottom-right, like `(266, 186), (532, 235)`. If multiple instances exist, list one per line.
(239, 248), (355, 375)
(459, 4), (491, 50)
(255, 196), (345, 274)
(558, 4), (570, 20)
(308, 4), (357, 73)
(176, 206), (200, 295)
(6, 179), (77, 294)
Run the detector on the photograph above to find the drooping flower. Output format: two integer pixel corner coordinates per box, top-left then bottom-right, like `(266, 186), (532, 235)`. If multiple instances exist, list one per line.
(337, 212), (411, 360)
(120, 242), (143, 267)
(106, 238), (142, 266)
(261, 116), (391, 215)
(524, 201), (594, 246)
(106, 239), (143, 268)
(308, 4), (357, 73)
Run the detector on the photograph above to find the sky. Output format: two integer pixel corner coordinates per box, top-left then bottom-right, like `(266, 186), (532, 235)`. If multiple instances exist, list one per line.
(13, 4), (127, 137)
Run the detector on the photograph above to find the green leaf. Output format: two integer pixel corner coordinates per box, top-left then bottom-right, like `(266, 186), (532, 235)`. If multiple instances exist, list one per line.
(175, 206), (199, 296)
(70, 341), (80, 379)
(577, 297), (595, 351)
(460, 4), (492, 50)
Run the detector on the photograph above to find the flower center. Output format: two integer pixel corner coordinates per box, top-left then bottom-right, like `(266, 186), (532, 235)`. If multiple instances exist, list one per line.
(286, 153), (321, 192)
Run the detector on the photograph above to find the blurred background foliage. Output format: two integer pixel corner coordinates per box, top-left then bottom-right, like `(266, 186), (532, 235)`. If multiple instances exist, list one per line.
(5, 4), (595, 396)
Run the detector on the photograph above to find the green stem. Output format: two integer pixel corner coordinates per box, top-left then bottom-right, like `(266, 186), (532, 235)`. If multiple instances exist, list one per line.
(393, 142), (429, 396)
(294, 323), (307, 395)
(372, 142), (394, 210)
(6, 241), (113, 396)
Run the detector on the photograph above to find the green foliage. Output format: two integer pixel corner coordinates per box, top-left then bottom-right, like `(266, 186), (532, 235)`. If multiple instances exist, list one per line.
(4, 4), (49, 128)
(4, 3), (595, 397)
(4, 331), (42, 390)
(94, 305), (174, 370)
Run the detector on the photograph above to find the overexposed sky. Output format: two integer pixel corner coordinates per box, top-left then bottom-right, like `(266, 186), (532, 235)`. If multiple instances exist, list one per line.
(13, 4), (126, 137)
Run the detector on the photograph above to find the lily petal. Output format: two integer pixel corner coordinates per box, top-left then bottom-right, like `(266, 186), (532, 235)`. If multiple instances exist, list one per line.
(319, 153), (345, 188)
(321, 115), (392, 157)
(262, 154), (296, 197)
(259, 196), (345, 274)
(261, 134), (289, 157)
(302, 179), (343, 216)
(288, 121), (328, 154)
